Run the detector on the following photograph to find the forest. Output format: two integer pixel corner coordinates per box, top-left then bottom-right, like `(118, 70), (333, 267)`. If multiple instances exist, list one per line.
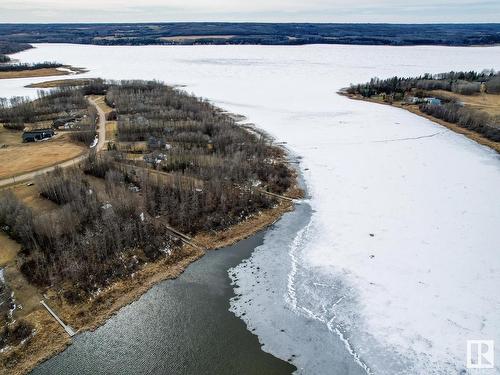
(0, 23), (499, 47)
(347, 70), (500, 98)
(0, 41), (33, 64)
(0, 80), (294, 300)
(0, 62), (62, 72)
(0, 86), (96, 146)
(0, 41), (32, 55)
(347, 71), (500, 142)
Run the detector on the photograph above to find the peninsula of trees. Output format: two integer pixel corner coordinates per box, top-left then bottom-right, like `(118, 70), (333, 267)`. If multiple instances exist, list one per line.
(345, 70), (500, 149)
(0, 80), (298, 373)
(0, 62), (63, 72)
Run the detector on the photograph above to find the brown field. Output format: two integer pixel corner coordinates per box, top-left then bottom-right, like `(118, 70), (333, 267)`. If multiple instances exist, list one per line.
(106, 121), (118, 141)
(0, 232), (19, 267)
(159, 35), (235, 42)
(0, 127), (85, 179)
(26, 78), (95, 89)
(117, 141), (148, 153)
(430, 90), (500, 117)
(10, 184), (59, 212)
(4, 264), (42, 317)
(0, 68), (69, 80)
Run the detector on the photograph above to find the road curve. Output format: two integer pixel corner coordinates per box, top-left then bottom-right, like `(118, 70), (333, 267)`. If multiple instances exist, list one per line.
(0, 96), (106, 188)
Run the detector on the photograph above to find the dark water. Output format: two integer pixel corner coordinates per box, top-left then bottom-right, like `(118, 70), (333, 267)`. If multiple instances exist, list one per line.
(31, 232), (295, 375)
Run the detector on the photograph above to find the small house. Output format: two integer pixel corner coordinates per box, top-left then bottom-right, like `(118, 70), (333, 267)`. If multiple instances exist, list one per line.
(424, 97), (442, 106)
(404, 96), (421, 104)
(22, 128), (55, 142)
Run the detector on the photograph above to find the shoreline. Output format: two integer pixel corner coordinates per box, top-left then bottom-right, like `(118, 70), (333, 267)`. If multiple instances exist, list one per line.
(3, 193), (296, 375)
(0, 66), (87, 80)
(0, 79), (303, 374)
(339, 91), (500, 153)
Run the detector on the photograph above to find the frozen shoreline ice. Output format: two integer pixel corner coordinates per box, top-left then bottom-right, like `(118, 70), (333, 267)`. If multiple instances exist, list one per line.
(2, 43), (500, 373)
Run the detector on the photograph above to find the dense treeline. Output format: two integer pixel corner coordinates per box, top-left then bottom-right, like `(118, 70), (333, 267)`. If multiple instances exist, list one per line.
(348, 70), (498, 98)
(0, 167), (177, 295)
(0, 55), (10, 63)
(0, 42), (32, 55)
(0, 61), (62, 72)
(347, 71), (500, 143)
(107, 80), (293, 194)
(82, 154), (277, 234)
(420, 103), (500, 141)
(0, 80), (295, 299)
(486, 75), (500, 94)
(0, 23), (500, 46)
(0, 87), (93, 134)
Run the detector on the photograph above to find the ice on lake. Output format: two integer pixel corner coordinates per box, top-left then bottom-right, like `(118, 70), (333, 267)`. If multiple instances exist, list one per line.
(2, 43), (500, 374)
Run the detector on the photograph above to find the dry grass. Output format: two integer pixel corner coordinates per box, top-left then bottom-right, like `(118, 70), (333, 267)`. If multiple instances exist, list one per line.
(0, 310), (70, 375)
(0, 232), (19, 267)
(26, 78), (95, 89)
(117, 141), (148, 153)
(0, 68), (69, 80)
(0, 129), (85, 180)
(4, 264), (42, 317)
(0, 126), (22, 146)
(106, 121), (118, 141)
(11, 184), (59, 212)
(430, 90), (500, 117)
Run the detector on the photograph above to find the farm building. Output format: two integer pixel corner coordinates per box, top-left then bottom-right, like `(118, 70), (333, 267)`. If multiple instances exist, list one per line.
(22, 128), (55, 142)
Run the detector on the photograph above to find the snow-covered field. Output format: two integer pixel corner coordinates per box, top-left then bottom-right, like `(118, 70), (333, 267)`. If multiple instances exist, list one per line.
(2, 44), (500, 374)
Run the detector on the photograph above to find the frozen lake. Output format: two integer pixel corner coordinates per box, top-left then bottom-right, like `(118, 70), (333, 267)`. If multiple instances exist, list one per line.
(3, 44), (500, 374)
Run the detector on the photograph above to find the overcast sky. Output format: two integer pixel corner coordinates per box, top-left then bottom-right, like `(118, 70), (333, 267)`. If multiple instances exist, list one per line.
(0, 0), (499, 23)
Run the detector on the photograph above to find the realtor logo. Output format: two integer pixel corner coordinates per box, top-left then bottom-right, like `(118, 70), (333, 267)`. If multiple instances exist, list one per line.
(467, 340), (494, 369)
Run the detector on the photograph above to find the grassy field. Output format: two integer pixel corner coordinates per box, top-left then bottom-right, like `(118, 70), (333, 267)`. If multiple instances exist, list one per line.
(430, 90), (500, 117)
(26, 78), (94, 88)
(0, 126), (85, 179)
(106, 121), (118, 141)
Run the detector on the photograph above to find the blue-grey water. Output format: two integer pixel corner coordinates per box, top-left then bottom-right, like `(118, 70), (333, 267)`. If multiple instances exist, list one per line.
(31, 232), (296, 375)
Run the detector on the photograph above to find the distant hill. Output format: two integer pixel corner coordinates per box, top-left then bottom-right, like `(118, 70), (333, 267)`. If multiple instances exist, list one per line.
(0, 23), (499, 47)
